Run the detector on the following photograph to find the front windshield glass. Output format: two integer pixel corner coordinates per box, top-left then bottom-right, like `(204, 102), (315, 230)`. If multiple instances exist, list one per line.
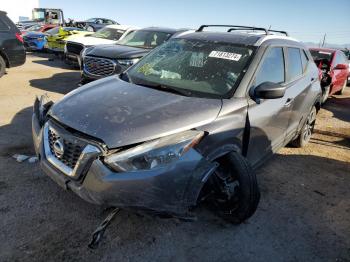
(26, 24), (42, 31)
(32, 10), (45, 21)
(118, 30), (172, 49)
(46, 27), (59, 35)
(127, 38), (255, 98)
(85, 18), (96, 22)
(92, 27), (125, 41)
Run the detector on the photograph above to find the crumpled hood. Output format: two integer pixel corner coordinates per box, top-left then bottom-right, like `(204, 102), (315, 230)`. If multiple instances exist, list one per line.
(49, 77), (222, 148)
(86, 44), (150, 59)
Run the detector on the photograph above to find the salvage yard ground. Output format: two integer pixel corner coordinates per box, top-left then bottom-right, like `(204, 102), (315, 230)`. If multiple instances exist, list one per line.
(0, 54), (349, 262)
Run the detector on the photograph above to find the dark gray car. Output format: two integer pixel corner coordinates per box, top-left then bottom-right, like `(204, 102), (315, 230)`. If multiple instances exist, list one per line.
(80, 27), (187, 84)
(0, 10), (26, 77)
(32, 25), (322, 223)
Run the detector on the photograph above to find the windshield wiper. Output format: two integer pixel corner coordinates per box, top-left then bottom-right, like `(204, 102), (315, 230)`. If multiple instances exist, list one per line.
(136, 81), (192, 97)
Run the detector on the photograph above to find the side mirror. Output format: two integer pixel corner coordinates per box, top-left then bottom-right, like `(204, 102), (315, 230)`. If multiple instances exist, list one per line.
(334, 63), (347, 70)
(253, 82), (286, 99)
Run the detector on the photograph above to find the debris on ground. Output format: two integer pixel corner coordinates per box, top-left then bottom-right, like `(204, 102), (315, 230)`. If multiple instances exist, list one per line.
(88, 208), (121, 249)
(12, 154), (38, 164)
(12, 154), (30, 162)
(28, 156), (39, 164)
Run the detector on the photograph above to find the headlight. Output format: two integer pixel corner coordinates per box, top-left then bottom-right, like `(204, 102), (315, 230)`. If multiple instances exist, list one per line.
(117, 58), (140, 67)
(105, 130), (204, 172)
(81, 46), (93, 58)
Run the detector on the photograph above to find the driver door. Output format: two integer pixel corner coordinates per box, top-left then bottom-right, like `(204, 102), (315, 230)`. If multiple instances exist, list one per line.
(246, 47), (291, 167)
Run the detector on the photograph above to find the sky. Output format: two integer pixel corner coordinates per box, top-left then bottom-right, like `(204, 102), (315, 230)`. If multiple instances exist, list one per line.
(40, 0), (350, 46)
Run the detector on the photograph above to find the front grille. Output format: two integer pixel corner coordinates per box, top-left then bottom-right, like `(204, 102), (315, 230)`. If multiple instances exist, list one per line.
(84, 56), (116, 77)
(66, 42), (84, 55)
(48, 127), (86, 169)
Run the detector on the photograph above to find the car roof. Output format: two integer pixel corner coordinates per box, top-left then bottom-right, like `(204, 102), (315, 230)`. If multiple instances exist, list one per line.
(309, 47), (336, 53)
(174, 30), (301, 47)
(105, 24), (139, 30)
(138, 27), (183, 34)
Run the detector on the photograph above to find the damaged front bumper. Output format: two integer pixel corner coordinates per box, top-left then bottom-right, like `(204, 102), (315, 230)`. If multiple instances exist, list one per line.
(32, 98), (217, 215)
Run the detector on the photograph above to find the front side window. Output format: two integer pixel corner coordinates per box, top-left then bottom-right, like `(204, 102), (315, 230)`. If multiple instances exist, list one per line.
(92, 27), (125, 41)
(300, 49), (309, 73)
(255, 47), (285, 86)
(118, 30), (172, 49)
(127, 38), (255, 98)
(287, 47), (303, 82)
(0, 18), (10, 31)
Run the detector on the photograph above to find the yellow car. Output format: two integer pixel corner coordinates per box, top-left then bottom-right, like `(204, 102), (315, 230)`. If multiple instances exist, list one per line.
(45, 27), (91, 53)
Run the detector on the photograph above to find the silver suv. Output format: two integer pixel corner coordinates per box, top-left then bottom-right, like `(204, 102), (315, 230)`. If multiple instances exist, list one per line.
(32, 25), (322, 223)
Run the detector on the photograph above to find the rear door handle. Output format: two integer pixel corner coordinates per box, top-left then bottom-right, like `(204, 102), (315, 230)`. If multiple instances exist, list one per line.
(284, 98), (294, 107)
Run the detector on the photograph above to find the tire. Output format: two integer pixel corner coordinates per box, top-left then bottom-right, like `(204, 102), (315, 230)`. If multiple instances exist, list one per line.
(291, 106), (317, 148)
(335, 80), (347, 95)
(86, 26), (94, 32)
(0, 55), (6, 78)
(202, 152), (260, 224)
(321, 85), (330, 104)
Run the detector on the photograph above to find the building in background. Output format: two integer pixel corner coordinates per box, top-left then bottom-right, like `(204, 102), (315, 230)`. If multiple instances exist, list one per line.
(1, 0), (39, 22)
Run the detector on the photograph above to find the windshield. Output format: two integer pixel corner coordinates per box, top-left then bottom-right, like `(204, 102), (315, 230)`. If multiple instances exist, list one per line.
(118, 30), (173, 49)
(127, 38), (255, 98)
(92, 27), (125, 41)
(32, 10), (45, 21)
(26, 24), (42, 31)
(46, 27), (59, 35)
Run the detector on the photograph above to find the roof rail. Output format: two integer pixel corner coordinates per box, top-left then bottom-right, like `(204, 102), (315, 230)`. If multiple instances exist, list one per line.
(197, 25), (268, 34)
(268, 29), (289, 36)
(196, 25), (289, 37)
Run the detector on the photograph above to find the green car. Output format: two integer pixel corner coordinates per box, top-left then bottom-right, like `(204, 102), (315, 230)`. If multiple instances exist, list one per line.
(45, 27), (91, 53)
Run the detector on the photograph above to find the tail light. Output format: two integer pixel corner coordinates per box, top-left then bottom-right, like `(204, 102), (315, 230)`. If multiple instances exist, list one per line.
(15, 32), (24, 43)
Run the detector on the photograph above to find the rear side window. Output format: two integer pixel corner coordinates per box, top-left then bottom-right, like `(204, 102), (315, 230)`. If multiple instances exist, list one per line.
(287, 48), (303, 82)
(300, 50), (309, 73)
(0, 17), (10, 31)
(255, 47), (285, 86)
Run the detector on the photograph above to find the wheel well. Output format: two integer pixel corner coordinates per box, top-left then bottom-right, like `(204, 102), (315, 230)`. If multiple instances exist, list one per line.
(314, 100), (321, 112)
(0, 51), (9, 67)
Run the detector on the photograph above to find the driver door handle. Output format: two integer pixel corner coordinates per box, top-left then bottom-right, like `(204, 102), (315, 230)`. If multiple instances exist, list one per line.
(284, 98), (294, 107)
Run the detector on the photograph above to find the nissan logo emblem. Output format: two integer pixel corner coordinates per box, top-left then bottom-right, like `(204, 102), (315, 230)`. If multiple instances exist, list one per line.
(53, 139), (64, 158)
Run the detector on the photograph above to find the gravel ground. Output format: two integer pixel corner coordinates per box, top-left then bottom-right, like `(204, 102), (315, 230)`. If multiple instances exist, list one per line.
(0, 54), (349, 262)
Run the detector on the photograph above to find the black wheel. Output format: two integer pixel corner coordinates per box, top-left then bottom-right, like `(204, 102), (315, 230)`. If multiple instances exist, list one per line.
(335, 80), (347, 95)
(202, 152), (260, 224)
(0, 55), (6, 78)
(291, 106), (317, 148)
(86, 25), (95, 32)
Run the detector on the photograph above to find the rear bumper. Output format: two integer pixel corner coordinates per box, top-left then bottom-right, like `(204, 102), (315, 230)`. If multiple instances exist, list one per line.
(32, 102), (216, 215)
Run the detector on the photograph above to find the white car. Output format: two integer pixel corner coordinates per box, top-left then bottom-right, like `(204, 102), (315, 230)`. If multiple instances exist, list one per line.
(64, 24), (139, 66)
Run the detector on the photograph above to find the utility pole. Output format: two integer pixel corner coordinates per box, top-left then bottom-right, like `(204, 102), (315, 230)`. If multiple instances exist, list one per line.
(321, 33), (326, 47)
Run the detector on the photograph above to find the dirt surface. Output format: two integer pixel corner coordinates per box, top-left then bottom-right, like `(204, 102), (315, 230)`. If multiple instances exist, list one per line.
(0, 54), (349, 262)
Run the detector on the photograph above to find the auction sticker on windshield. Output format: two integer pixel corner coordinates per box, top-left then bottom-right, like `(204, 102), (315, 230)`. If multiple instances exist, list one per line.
(209, 51), (242, 61)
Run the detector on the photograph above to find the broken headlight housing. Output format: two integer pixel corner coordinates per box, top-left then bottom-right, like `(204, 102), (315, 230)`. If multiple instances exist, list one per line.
(105, 130), (204, 172)
(117, 58), (140, 67)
